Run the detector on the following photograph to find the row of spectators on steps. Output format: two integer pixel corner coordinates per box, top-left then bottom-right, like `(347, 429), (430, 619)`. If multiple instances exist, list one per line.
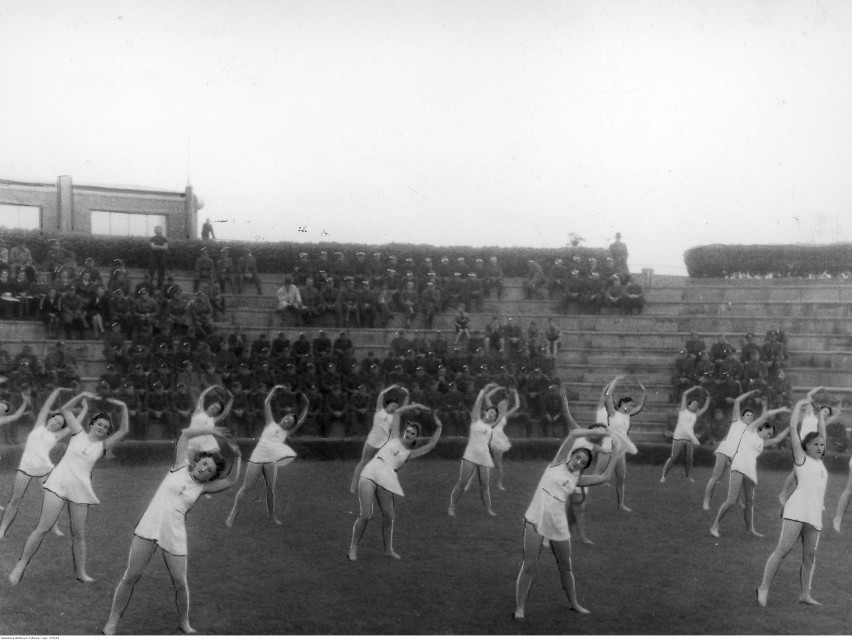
(0, 324), (569, 443)
(523, 256), (645, 315)
(670, 329), (791, 443)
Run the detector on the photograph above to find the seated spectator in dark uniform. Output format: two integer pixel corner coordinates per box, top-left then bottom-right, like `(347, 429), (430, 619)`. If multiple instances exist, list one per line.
(228, 380), (253, 438)
(337, 277), (360, 327)
(399, 280), (419, 329)
(60, 286), (88, 340)
(356, 279), (377, 328)
(167, 381), (195, 436)
(580, 271), (603, 314)
(312, 330), (332, 362)
(692, 350), (716, 384)
(603, 275), (625, 314)
(333, 330), (354, 360)
(768, 368), (792, 409)
(760, 329), (787, 379)
(8, 244), (36, 282)
(503, 317), (523, 360)
(743, 350), (769, 394)
(299, 277), (323, 325)
(524, 259), (546, 299)
(484, 255), (504, 299)
(453, 305), (471, 345)
(236, 249), (262, 294)
(194, 247), (215, 292)
(709, 334), (735, 369)
(717, 349), (744, 381)
(547, 259), (568, 300)
(684, 332), (706, 363)
(623, 275), (645, 314)
(216, 247), (237, 294)
(292, 332), (312, 365)
(293, 252), (313, 286)
(540, 384), (566, 438)
(420, 281), (441, 330)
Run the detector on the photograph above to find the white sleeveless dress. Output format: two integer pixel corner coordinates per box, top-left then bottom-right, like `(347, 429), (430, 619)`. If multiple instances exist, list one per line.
(360, 438), (411, 496)
(134, 466), (206, 556)
(782, 456), (828, 530)
(462, 419), (494, 467)
(19, 424), (60, 478)
(524, 463), (579, 541)
(249, 421), (297, 466)
(43, 431), (104, 504)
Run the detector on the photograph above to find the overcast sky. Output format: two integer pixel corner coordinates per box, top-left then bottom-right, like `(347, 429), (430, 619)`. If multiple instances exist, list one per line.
(2, 0), (851, 275)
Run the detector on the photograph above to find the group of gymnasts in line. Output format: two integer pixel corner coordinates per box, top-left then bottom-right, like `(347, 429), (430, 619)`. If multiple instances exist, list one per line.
(660, 382), (848, 607)
(0, 374), (850, 632)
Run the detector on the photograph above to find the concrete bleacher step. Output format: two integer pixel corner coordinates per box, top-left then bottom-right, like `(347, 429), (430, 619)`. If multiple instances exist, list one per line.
(681, 280), (852, 303)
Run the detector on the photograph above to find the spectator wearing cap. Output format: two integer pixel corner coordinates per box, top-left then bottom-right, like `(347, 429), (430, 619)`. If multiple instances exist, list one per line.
(10, 268), (37, 317)
(235, 249), (261, 295)
(194, 247), (215, 292)
(503, 317), (523, 360)
(187, 291), (214, 339)
(547, 258), (568, 300)
(334, 330), (354, 360)
(623, 274), (645, 315)
(79, 257), (103, 286)
(292, 332), (312, 366)
(8, 243), (36, 282)
(337, 277), (360, 327)
(330, 251), (349, 286)
(419, 280), (441, 330)
(276, 277), (304, 327)
(107, 259), (131, 296)
(347, 383), (371, 435)
(484, 255), (504, 299)
(355, 279), (377, 328)
(453, 304), (471, 346)
(314, 250), (332, 282)
(296, 277), (320, 325)
(103, 322), (129, 373)
(579, 270), (603, 314)
(116, 380), (146, 440)
(215, 247), (236, 294)
(148, 225), (169, 289)
(59, 285), (87, 340)
(376, 280), (394, 327)
(226, 380), (252, 437)
(539, 384), (566, 438)
(46, 239), (76, 284)
(86, 284), (110, 337)
(312, 330), (332, 360)
(132, 288), (159, 339)
(108, 288), (134, 338)
(524, 259), (546, 300)
(292, 252), (313, 286)
(465, 272), (483, 313)
(442, 272), (463, 311)
(322, 383), (349, 437)
(177, 359), (203, 399)
(163, 290), (191, 337)
(398, 280), (419, 330)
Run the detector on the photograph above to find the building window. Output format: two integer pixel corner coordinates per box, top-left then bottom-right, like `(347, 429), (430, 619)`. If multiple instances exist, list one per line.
(91, 211), (167, 237)
(0, 204), (41, 230)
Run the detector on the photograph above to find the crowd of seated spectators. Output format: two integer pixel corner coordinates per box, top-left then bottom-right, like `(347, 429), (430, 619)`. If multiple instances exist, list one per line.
(0, 312), (572, 442)
(274, 250), (645, 327)
(523, 255), (644, 315)
(670, 329), (791, 443)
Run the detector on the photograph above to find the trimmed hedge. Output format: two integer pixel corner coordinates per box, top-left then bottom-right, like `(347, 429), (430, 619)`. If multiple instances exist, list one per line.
(0, 227), (610, 278)
(684, 243), (852, 278)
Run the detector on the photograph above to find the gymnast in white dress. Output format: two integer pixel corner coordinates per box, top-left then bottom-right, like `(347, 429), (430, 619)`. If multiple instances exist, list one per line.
(513, 427), (623, 619)
(348, 412), (442, 561)
(709, 406), (790, 538)
(0, 388), (80, 539)
(660, 386), (710, 483)
(9, 392), (129, 586)
(758, 397), (828, 607)
(488, 388), (520, 491)
(103, 424), (241, 634)
(348, 384), (426, 494)
(702, 389), (761, 511)
(226, 385), (308, 527)
(448, 383), (503, 516)
(778, 386), (841, 505)
(601, 375), (645, 512)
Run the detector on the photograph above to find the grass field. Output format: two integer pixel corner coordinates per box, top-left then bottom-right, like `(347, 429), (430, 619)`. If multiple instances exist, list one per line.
(0, 456), (850, 635)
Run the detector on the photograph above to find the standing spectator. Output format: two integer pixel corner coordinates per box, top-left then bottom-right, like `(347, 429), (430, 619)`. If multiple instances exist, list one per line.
(484, 255), (504, 299)
(148, 226), (169, 290)
(201, 217), (216, 240)
(609, 232), (629, 275)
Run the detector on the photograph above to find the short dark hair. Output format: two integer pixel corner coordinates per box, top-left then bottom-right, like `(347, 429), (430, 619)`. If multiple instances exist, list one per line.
(89, 412), (115, 435)
(192, 451), (228, 481)
(616, 396), (633, 409)
(802, 431), (824, 453)
(573, 447), (594, 470)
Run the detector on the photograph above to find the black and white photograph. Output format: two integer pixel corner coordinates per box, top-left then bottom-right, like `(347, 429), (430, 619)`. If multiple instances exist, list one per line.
(1, 0), (851, 635)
